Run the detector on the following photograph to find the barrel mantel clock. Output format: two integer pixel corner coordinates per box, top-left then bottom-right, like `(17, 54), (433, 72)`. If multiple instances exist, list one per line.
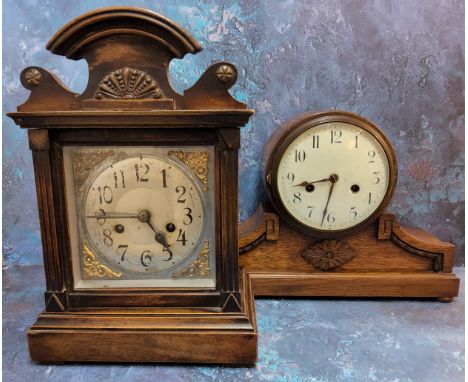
(239, 111), (460, 301)
(8, 6), (257, 364)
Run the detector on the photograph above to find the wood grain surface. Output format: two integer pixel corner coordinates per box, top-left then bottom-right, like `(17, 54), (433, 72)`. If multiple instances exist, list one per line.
(28, 270), (257, 364)
(239, 205), (460, 299)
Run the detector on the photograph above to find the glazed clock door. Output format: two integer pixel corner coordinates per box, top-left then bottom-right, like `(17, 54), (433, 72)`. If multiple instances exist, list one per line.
(63, 146), (216, 289)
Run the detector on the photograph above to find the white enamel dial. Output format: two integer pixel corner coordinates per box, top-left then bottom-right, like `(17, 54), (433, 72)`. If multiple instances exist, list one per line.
(276, 121), (391, 232)
(81, 155), (204, 274)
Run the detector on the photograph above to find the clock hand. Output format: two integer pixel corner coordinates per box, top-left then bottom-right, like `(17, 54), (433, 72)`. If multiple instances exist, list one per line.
(147, 219), (171, 248)
(320, 174), (339, 227)
(137, 210), (171, 249)
(85, 212), (139, 219)
(87, 210), (171, 247)
(293, 175), (337, 188)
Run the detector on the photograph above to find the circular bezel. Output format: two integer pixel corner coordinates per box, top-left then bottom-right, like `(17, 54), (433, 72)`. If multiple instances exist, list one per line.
(265, 110), (398, 238)
(79, 152), (207, 276)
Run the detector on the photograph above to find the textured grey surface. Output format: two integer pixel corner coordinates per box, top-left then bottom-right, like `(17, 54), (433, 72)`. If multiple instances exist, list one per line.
(2, 265), (465, 381)
(2, 0), (465, 266)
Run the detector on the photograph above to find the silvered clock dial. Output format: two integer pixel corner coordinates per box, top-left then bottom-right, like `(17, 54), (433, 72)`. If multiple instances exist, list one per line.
(63, 146), (215, 289)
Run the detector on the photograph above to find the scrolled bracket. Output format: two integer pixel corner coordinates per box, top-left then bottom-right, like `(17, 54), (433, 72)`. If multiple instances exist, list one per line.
(16, 66), (79, 112)
(378, 212), (454, 272)
(182, 62), (247, 110)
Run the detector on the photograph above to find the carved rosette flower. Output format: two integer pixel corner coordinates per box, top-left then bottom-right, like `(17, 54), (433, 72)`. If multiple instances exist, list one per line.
(215, 65), (234, 83)
(301, 239), (356, 271)
(25, 68), (42, 86)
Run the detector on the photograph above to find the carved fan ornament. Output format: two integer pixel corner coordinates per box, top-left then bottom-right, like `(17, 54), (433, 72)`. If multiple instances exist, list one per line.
(95, 67), (163, 100)
(302, 239), (356, 271)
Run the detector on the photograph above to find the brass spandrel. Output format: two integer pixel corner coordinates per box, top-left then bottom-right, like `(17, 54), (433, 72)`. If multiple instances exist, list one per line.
(172, 240), (210, 278)
(82, 243), (122, 279)
(168, 150), (209, 191)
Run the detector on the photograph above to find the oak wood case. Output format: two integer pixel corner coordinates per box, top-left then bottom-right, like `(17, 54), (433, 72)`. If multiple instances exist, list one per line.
(29, 269), (257, 364)
(8, 6), (257, 364)
(240, 110), (458, 300)
(239, 204), (459, 300)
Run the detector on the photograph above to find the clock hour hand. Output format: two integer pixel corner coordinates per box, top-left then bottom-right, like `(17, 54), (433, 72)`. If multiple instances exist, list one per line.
(147, 219), (171, 248)
(137, 210), (171, 249)
(320, 174), (339, 227)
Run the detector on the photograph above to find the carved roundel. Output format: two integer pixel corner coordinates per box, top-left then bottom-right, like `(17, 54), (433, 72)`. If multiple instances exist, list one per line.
(301, 239), (356, 271)
(95, 67), (163, 100)
(25, 68), (42, 86)
(216, 65), (235, 84)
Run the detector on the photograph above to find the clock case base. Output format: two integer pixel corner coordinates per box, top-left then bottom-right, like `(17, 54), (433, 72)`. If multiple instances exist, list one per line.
(239, 204), (460, 300)
(28, 270), (257, 365)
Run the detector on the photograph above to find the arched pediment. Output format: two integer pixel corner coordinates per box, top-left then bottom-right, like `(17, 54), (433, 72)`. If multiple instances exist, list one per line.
(46, 6), (202, 59)
(11, 7), (249, 113)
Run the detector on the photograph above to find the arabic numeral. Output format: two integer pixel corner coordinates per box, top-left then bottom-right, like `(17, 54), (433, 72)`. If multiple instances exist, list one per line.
(113, 170), (125, 188)
(183, 207), (193, 225)
(95, 209), (107, 226)
(176, 185), (186, 203)
(327, 212), (336, 224)
(286, 172), (295, 184)
(312, 135), (320, 148)
(102, 229), (113, 247)
(161, 169), (168, 188)
(293, 192), (302, 204)
(163, 247), (173, 261)
(117, 245), (128, 262)
(294, 149), (306, 162)
(96, 186), (113, 204)
(177, 229), (187, 246)
(135, 163), (150, 182)
(141, 250), (153, 267)
(349, 207), (358, 220)
(372, 171), (381, 184)
(368, 150), (376, 163)
(307, 206), (315, 217)
(331, 130), (342, 143)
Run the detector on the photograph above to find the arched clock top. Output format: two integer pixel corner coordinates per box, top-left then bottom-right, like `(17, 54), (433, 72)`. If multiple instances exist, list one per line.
(46, 6), (202, 60)
(10, 6), (252, 117)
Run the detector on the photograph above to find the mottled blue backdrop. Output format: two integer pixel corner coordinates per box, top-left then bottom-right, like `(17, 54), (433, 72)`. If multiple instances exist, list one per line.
(3, 0), (464, 266)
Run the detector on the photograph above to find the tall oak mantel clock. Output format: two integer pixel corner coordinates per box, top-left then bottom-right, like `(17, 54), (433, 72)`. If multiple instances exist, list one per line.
(8, 7), (257, 364)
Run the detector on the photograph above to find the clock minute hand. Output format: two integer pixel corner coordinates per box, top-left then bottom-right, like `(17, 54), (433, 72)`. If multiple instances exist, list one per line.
(293, 176), (333, 188)
(320, 174), (339, 227)
(320, 182), (335, 226)
(85, 212), (139, 219)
